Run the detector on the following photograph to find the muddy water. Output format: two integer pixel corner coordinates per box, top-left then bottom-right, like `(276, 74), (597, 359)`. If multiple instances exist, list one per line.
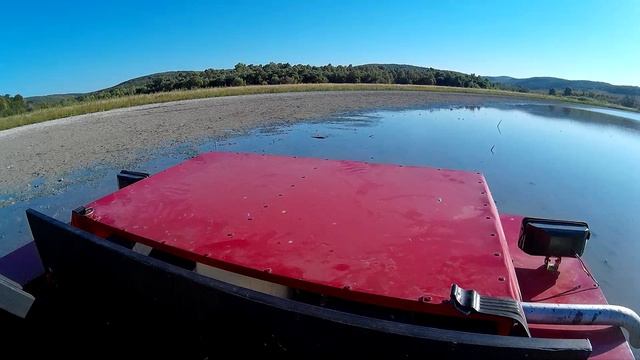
(1, 103), (639, 316)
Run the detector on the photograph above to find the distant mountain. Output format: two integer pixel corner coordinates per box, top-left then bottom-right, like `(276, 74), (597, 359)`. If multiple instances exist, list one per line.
(24, 71), (200, 104)
(103, 71), (198, 91)
(486, 76), (640, 97)
(27, 93), (83, 105)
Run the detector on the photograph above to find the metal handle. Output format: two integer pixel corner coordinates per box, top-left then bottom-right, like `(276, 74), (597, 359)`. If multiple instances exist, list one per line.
(522, 302), (640, 348)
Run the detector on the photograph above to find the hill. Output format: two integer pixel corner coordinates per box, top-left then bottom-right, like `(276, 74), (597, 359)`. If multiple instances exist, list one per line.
(15, 64), (639, 114)
(26, 93), (83, 105)
(102, 71), (199, 91)
(486, 76), (640, 97)
(26, 64), (491, 105)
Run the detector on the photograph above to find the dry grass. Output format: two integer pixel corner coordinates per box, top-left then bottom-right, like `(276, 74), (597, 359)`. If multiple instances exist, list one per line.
(0, 84), (630, 131)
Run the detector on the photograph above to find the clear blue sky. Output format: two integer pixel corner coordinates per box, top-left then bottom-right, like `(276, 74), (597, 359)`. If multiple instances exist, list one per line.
(2, 0), (639, 96)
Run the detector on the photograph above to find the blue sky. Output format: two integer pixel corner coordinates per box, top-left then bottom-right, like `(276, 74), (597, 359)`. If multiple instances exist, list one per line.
(2, 0), (639, 96)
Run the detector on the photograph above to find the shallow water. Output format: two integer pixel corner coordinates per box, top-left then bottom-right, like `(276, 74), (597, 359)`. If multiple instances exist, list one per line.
(1, 103), (639, 314)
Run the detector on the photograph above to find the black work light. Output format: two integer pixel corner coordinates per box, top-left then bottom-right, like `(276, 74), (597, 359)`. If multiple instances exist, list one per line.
(518, 217), (590, 271)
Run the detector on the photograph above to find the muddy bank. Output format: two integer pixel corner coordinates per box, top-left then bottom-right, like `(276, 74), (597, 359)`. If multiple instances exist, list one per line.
(0, 91), (543, 196)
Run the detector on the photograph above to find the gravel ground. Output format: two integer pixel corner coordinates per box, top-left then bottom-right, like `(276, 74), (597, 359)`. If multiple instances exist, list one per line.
(0, 91), (540, 196)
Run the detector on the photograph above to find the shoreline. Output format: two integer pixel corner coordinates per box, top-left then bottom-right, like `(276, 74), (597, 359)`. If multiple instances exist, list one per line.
(3, 84), (637, 133)
(1, 90), (558, 195)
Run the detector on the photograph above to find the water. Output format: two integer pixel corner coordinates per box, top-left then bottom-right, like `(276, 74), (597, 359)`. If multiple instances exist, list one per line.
(1, 103), (639, 315)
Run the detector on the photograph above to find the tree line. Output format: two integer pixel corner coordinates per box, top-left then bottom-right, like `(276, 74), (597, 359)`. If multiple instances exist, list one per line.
(3, 63), (638, 118)
(548, 87), (638, 108)
(80, 63), (492, 101)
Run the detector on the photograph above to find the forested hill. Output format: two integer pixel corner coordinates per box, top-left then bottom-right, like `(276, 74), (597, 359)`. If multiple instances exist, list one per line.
(12, 64), (489, 112)
(487, 76), (640, 97)
(87, 63), (491, 100)
(4, 63), (638, 118)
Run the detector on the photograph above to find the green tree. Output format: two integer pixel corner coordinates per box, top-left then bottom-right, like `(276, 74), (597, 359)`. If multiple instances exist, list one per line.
(0, 97), (7, 115)
(620, 96), (636, 108)
(563, 87), (573, 96)
(0, 94), (28, 117)
(548, 88), (556, 96)
(231, 77), (245, 86)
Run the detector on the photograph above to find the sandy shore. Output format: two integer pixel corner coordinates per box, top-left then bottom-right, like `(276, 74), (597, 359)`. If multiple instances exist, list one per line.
(0, 91), (539, 195)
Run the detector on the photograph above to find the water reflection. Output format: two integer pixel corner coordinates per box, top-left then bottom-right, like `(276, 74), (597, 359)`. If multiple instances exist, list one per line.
(515, 104), (640, 132)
